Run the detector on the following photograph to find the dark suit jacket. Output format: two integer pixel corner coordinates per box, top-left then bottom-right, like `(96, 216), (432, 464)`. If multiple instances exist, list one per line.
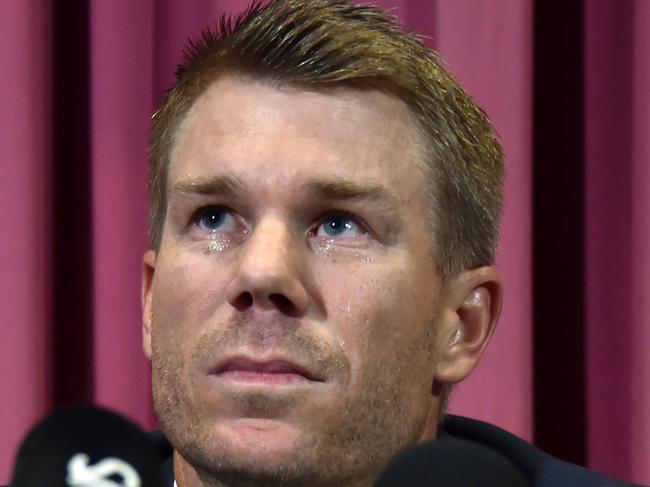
(438, 415), (641, 486)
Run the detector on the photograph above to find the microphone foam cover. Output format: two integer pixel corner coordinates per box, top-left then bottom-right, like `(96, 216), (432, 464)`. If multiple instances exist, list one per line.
(375, 437), (529, 486)
(11, 405), (164, 487)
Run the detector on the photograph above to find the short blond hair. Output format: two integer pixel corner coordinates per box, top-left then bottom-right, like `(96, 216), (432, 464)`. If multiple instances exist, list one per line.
(149, 0), (504, 279)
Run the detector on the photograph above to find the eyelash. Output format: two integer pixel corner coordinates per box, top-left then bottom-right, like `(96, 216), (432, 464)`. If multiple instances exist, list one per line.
(190, 205), (231, 230)
(309, 211), (368, 238)
(188, 206), (370, 239)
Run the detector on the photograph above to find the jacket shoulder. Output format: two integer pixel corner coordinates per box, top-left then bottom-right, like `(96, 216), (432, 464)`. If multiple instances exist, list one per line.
(439, 415), (641, 487)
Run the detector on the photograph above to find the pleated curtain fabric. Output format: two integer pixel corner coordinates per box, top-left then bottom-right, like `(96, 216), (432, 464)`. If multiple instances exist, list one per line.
(0, 0), (648, 484)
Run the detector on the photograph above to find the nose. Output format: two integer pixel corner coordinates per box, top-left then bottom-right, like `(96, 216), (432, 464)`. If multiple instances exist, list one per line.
(225, 217), (310, 317)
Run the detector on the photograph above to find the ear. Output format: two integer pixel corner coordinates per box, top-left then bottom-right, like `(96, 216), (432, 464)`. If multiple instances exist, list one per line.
(434, 266), (502, 385)
(142, 249), (156, 360)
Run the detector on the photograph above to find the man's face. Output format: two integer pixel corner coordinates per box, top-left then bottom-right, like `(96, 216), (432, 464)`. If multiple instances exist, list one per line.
(143, 76), (449, 485)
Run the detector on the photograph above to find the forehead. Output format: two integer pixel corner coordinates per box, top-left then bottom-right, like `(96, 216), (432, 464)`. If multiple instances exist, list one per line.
(169, 76), (429, 201)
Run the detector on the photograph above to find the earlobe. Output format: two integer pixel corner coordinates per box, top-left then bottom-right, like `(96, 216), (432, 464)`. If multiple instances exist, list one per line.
(142, 250), (156, 360)
(434, 267), (502, 385)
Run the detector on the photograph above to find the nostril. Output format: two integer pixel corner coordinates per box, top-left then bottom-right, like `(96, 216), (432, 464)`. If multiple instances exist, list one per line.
(269, 293), (298, 316)
(233, 291), (253, 311)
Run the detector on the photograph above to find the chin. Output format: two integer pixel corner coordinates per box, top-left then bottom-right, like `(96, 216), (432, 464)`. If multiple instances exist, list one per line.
(205, 418), (311, 464)
(183, 420), (324, 485)
(219, 417), (305, 455)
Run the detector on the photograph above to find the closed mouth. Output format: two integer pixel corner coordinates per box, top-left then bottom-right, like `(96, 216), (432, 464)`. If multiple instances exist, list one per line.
(213, 357), (325, 383)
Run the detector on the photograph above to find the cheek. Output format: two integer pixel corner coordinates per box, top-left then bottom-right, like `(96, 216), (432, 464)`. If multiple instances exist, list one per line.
(151, 252), (229, 349)
(322, 262), (439, 375)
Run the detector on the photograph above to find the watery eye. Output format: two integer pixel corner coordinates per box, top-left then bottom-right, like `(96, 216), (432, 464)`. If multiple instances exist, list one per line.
(316, 215), (364, 238)
(196, 207), (228, 231)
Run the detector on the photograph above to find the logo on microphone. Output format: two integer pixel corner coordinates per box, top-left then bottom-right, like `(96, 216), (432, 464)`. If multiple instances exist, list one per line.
(66, 453), (142, 487)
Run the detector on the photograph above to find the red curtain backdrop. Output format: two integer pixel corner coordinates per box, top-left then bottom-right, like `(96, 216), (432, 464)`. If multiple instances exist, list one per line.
(1, 0), (647, 484)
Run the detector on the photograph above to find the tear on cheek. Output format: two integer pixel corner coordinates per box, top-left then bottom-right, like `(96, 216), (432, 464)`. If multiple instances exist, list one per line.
(202, 230), (247, 254)
(207, 235), (229, 253)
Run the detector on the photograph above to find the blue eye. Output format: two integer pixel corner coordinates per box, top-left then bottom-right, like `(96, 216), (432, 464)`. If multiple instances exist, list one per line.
(196, 207), (227, 231)
(316, 215), (364, 238)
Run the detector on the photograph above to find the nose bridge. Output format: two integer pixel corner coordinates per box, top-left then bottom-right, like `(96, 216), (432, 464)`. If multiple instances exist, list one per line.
(226, 214), (309, 316)
(245, 216), (295, 273)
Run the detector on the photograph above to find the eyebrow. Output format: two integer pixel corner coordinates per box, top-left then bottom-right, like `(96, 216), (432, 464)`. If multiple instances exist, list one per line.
(169, 174), (402, 211)
(169, 175), (243, 198)
(305, 179), (402, 209)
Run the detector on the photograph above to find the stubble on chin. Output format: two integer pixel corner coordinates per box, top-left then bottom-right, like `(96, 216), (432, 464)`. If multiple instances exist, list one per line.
(150, 314), (438, 487)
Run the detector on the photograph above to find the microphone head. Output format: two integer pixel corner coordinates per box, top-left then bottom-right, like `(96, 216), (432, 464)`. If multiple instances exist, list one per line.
(11, 405), (164, 487)
(375, 437), (529, 487)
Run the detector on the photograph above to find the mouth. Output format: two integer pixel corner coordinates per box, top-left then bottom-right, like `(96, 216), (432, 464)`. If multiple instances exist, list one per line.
(212, 357), (325, 385)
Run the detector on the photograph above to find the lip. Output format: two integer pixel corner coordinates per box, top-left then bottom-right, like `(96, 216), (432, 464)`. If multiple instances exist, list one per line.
(211, 356), (325, 384)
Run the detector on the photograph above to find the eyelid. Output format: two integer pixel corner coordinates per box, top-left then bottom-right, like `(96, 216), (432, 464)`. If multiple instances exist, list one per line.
(187, 206), (373, 241)
(189, 204), (239, 231)
(310, 211), (371, 238)
(190, 204), (222, 225)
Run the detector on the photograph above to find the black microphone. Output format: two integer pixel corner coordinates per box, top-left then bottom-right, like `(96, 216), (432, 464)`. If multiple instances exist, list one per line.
(11, 405), (165, 487)
(375, 437), (530, 486)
